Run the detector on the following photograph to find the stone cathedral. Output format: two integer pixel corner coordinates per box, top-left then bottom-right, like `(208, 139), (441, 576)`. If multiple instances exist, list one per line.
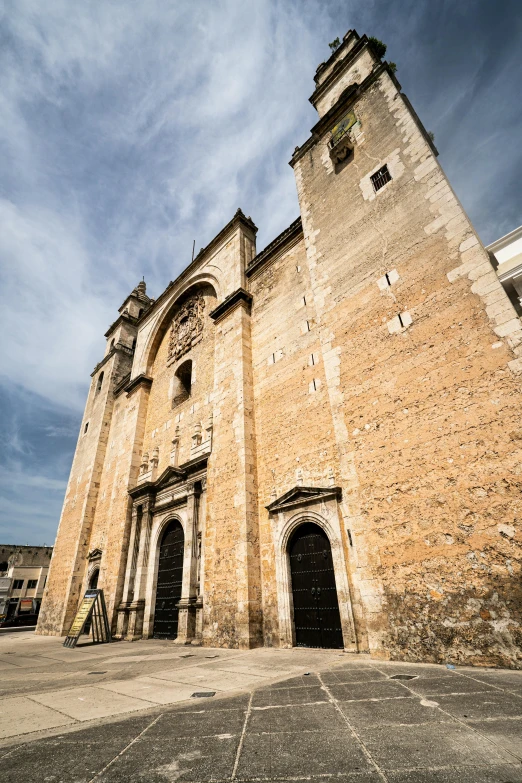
(38, 30), (522, 668)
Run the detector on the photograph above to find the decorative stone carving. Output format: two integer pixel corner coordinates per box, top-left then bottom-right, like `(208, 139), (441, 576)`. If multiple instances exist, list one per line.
(171, 425), (180, 466)
(168, 294), (205, 364)
(192, 422), (202, 449)
(139, 452), (149, 475)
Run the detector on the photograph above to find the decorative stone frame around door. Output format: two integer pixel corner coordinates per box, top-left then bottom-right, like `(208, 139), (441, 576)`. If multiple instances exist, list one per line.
(266, 486), (357, 651)
(143, 512), (187, 640)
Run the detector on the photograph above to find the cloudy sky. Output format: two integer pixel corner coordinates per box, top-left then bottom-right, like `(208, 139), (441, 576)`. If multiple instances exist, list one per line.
(1, 0), (521, 546)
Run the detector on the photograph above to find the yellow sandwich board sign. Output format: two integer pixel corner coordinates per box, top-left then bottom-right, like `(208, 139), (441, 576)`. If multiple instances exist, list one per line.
(63, 589), (111, 648)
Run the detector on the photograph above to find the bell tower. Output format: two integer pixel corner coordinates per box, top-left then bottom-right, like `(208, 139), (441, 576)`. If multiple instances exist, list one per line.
(37, 281), (151, 636)
(289, 30), (522, 658)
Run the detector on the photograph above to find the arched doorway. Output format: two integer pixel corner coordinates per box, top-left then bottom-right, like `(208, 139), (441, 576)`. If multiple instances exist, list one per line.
(153, 520), (184, 639)
(289, 522), (344, 649)
(83, 569), (99, 635)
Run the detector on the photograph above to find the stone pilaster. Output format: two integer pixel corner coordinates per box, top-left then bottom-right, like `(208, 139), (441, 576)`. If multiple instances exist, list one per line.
(125, 497), (153, 640)
(175, 482), (199, 644)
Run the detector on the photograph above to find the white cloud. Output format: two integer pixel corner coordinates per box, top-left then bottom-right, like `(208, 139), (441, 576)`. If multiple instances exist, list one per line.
(0, 0), (334, 412)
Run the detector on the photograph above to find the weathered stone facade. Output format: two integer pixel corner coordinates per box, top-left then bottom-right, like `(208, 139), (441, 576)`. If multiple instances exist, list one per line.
(38, 30), (522, 667)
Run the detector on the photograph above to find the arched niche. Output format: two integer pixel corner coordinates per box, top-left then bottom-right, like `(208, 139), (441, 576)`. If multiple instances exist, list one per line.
(144, 280), (218, 377)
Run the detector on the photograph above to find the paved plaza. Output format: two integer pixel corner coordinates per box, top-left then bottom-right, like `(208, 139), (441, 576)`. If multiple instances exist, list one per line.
(0, 632), (521, 781)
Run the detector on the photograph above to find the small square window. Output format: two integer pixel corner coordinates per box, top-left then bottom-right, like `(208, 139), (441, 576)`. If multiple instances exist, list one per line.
(371, 164), (392, 192)
(27, 580), (38, 589)
(13, 579), (24, 590)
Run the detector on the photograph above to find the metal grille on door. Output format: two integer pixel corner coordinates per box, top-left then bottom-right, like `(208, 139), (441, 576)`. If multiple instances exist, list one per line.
(289, 522), (343, 649)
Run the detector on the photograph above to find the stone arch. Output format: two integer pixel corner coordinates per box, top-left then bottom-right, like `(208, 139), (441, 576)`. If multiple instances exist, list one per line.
(143, 277), (219, 377)
(143, 513), (186, 638)
(88, 567), (100, 589)
(275, 510), (357, 651)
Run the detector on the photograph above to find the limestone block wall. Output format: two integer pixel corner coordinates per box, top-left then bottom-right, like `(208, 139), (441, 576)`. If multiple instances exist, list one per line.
(37, 346), (133, 635)
(139, 286), (217, 477)
(204, 298), (262, 649)
(249, 237), (364, 649)
(81, 382), (150, 627)
(292, 64), (522, 666)
(314, 47), (375, 118)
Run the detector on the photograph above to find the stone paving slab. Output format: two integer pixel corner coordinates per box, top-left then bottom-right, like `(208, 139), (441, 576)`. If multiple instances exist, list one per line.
(150, 667), (269, 691)
(98, 676), (198, 705)
(356, 721), (514, 770)
(0, 696), (74, 738)
(465, 717), (522, 757)
(29, 685), (155, 720)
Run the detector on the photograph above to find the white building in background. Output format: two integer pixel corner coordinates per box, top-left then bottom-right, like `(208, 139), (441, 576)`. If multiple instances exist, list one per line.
(488, 225), (522, 312)
(0, 546), (53, 620)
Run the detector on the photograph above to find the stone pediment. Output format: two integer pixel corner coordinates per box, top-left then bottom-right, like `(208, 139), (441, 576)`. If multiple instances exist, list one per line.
(152, 466), (186, 490)
(129, 465), (185, 499)
(266, 485), (341, 513)
(88, 548), (102, 561)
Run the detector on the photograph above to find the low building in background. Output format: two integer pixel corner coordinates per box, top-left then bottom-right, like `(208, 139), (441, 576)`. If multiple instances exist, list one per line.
(489, 225), (522, 314)
(0, 546), (53, 620)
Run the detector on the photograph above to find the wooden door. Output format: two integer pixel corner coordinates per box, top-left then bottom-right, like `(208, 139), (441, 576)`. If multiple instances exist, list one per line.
(153, 521), (184, 639)
(289, 523), (344, 649)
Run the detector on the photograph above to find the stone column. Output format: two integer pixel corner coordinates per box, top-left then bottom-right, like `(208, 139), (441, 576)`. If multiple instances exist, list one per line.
(175, 481), (199, 644)
(193, 477), (207, 645)
(126, 496), (153, 640)
(114, 502), (143, 639)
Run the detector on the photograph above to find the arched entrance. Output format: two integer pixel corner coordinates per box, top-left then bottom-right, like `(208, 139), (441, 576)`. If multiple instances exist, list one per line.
(83, 569), (99, 635)
(153, 520), (184, 639)
(289, 522), (344, 649)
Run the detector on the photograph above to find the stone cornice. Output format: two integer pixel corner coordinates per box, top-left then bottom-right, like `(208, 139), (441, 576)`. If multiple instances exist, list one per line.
(246, 218), (303, 278)
(91, 342), (134, 378)
(209, 288), (253, 322)
(309, 34), (367, 108)
(123, 374), (153, 395)
(129, 459), (207, 500)
(313, 29), (359, 85)
(104, 312), (138, 339)
(291, 63), (437, 167)
(113, 372), (131, 398)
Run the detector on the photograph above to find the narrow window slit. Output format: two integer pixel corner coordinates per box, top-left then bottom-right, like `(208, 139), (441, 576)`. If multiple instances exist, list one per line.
(398, 313), (404, 328)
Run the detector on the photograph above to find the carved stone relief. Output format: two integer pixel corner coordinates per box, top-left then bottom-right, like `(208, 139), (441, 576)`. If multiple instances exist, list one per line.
(168, 294), (205, 364)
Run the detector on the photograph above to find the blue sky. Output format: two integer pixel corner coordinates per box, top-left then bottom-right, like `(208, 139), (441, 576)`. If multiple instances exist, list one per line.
(1, 0), (521, 546)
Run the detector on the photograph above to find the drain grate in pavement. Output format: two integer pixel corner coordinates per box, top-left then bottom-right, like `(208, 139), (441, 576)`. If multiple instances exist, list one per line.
(205, 655), (219, 659)
(191, 692), (216, 698)
(180, 654), (195, 658)
(390, 674), (418, 680)
(88, 671), (107, 675)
